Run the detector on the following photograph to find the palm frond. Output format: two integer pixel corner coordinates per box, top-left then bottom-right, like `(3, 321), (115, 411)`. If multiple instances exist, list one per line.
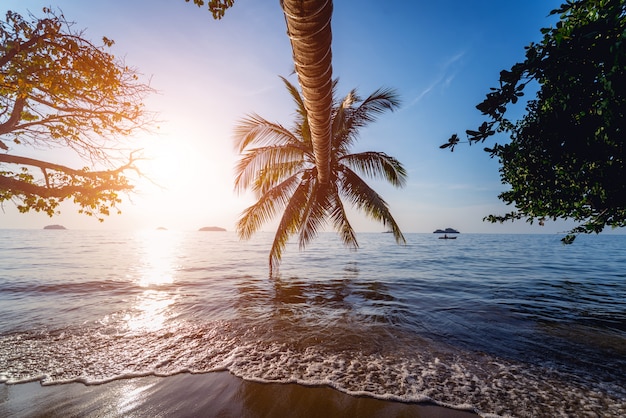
(236, 173), (301, 240)
(355, 88), (401, 122)
(279, 76), (306, 121)
(253, 160), (308, 195)
(339, 152), (407, 187)
(297, 180), (330, 251)
(334, 88), (401, 152)
(234, 114), (301, 153)
(269, 171), (315, 273)
(234, 144), (308, 193)
(339, 166), (406, 244)
(328, 78), (341, 109)
(327, 187), (359, 250)
(331, 89), (357, 151)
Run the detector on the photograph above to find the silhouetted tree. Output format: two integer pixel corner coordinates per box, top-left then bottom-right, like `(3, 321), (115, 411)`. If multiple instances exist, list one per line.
(441, 0), (626, 243)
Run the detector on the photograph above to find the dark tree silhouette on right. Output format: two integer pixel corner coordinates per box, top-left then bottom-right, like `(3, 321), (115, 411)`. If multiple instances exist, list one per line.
(441, 0), (626, 243)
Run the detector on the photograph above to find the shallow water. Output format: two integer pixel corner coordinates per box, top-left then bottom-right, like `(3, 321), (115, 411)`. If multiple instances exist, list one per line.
(1, 230), (625, 416)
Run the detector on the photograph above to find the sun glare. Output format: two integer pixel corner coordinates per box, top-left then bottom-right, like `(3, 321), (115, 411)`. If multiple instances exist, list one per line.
(138, 139), (192, 193)
(123, 230), (183, 332)
(122, 132), (241, 230)
(136, 230), (181, 287)
(125, 290), (177, 332)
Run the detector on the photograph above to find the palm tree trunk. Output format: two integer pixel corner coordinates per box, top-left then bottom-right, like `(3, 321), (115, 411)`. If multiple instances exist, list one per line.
(280, 0), (333, 184)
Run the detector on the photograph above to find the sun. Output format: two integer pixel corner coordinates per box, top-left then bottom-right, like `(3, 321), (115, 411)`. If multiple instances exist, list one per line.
(121, 133), (244, 230)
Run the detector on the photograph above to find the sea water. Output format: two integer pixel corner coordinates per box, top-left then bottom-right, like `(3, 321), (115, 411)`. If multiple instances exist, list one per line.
(0, 229), (624, 417)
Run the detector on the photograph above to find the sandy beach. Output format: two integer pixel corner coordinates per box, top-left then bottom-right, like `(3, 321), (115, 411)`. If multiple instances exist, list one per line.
(1, 372), (478, 417)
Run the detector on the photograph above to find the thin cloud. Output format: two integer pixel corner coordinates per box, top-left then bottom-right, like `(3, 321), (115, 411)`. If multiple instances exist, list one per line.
(442, 51), (466, 69)
(407, 50), (466, 108)
(408, 81), (439, 107)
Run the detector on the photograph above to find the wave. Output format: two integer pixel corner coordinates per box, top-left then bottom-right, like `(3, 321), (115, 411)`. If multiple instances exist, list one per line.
(1, 318), (625, 417)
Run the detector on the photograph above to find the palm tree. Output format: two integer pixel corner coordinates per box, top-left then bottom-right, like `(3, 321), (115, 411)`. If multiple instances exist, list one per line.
(234, 77), (407, 274)
(190, 0), (336, 184)
(280, 0), (335, 185)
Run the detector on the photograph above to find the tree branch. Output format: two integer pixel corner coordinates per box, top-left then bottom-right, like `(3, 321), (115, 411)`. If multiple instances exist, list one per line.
(0, 174), (131, 198)
(0, 153), (139, 178)
(0, 97), (27, 142)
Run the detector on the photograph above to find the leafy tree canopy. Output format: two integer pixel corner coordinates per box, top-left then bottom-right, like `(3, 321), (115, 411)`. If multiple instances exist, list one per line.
(0, 8), (154, 220)
(441, 0), (626, 243)
(185, 0), (235, 19)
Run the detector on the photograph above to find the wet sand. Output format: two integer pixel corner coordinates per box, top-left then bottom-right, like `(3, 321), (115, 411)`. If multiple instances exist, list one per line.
(0, 372), (478, 417)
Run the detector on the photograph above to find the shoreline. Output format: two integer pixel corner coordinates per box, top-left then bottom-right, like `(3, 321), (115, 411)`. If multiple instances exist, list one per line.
(1, 371), (478, 417)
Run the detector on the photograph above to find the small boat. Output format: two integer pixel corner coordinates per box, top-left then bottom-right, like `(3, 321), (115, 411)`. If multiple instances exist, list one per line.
(438, 235), (457, 240)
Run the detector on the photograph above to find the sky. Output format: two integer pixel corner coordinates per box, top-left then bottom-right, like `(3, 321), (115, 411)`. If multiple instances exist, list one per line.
(1, 0), (593, 235)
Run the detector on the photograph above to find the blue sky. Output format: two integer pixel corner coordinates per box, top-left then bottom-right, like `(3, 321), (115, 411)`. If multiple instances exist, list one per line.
(2, 0), (589, 234)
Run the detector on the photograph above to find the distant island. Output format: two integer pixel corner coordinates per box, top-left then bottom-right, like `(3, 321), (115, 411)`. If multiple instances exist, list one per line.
(433, 228), (459, 234)
(43, 224), (67, 230)
(156, 227), (168, 230)
(198, 226), (226, 232)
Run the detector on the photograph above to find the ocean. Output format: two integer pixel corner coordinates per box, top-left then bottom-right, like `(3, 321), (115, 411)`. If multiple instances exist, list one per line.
(0, 229), (625, 417)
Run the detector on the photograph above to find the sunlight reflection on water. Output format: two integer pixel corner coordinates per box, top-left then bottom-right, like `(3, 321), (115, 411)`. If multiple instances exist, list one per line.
(125, 230), (182, 332)
(135, 230), (181, 287)
(125, 290), (178, 332)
